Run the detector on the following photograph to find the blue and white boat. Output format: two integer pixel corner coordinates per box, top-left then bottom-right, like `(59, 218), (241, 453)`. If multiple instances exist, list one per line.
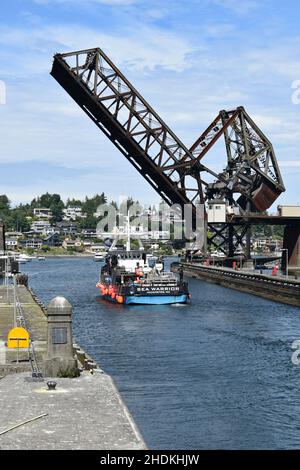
(96, 250), (189, 305)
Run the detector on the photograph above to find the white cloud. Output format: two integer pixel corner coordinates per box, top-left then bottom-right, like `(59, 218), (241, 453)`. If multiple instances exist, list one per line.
(1, 5), (300, 204)
(34, 0), (138, 5)
(251, 114), (283, 130)
(0, 23), (194, 74)
(204, 23), (235, 37)
(279, 160), (300, 167)
(245, 38), (300, 80)
(210, 0), (260, 15)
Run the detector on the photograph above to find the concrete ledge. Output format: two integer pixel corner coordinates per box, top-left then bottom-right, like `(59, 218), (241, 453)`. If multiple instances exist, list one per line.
(176, 263), (300, 307)
(0, 372), (147, 450)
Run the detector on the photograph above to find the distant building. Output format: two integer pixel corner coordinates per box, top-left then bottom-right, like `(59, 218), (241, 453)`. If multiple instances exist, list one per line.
(89, 243), (106, 253)
(62, 239), (82, 249)
(31, 220), (52, 234)
(207, 200), (227, 223)
(20, 238), (43, 249)
(63, 206), (85, 221)
(43, 227), (60, 236)
(33, 208), (53, 219)
(56, 221), (78, 236)
(253, 238), (283, 253)
(5, 237), (18, 250)
(277, 205), (300, 217)
(82, 240), (92, 249)
(96, 225), (170, 241)
(81, 229), (97, 238)
(44, 233), (61, 247)
(150, 230), (170, 240)
(5, 231), (23, 239)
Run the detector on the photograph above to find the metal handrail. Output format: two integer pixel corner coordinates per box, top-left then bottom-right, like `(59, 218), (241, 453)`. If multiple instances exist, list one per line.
(15, 288), (43, 381)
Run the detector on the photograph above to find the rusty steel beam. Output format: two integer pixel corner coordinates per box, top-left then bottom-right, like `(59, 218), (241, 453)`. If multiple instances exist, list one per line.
(50, 48), (220, 214)
(187, 106), (285, 211)
(50, 47), (286, 258)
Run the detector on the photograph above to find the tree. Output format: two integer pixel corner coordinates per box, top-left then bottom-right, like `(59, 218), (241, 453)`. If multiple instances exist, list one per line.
(31, 193), (65, 222)
(82, 193), (107, 215)
(66, 198), (83, 207)
(41, 244), (50, 252)
(77, 214), (98, 230)
(0, 194), (10, 220)
(5, 209), (30, 232)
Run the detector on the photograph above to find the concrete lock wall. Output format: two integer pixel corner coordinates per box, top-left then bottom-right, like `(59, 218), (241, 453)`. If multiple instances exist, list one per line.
(44, 296), (78, 378)
(282, 224), (300, 275)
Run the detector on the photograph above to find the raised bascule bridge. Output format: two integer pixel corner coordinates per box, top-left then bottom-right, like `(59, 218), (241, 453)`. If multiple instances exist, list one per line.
(51, 47), (300, 274)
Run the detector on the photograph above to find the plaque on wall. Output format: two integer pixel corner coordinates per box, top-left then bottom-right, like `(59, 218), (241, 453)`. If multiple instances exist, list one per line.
(52, 327), (67, 344)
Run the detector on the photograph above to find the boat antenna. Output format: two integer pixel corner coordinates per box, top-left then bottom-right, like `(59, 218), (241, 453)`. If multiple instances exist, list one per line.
(126, 210), (131, 252)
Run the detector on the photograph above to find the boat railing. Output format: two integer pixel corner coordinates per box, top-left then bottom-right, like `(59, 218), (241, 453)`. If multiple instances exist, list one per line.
(146, 272), (178, 282)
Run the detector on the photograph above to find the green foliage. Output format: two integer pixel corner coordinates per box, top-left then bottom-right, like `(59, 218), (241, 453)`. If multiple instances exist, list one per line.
(5, 208), (31, 232)
(0, 194), (10, 220)
(0, 193), (144, 237)
(65, 245), (84, 253)
(66, 198), (82, 207)
(82, 193), (107, 215)
(31, 192), (65, 223)
(41, 244), (50, 252)
(130, 239), (140, 249)
(77, 214), (98, 229)
(159, 244), (173, 255)
(57, 365), (79, 378)
(251, 224), (284, 238)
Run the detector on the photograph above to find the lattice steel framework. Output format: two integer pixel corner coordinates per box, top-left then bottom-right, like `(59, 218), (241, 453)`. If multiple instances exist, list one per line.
(51, 47), (285, 256)
(51, 48), (221, 212)
(187, 107), (285, 211)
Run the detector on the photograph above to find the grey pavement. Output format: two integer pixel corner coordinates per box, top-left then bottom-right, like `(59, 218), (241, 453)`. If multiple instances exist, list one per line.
(0, 371), (146, 450)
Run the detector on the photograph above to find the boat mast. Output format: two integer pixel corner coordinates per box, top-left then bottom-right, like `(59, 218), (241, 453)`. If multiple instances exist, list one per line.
(126, 210), (131, 252)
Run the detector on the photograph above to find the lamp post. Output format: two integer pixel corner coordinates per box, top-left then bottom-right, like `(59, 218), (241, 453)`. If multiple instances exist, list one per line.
(281, 248), (288, 279)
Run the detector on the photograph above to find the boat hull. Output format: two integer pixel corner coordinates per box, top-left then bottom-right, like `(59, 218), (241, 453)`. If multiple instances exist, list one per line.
(101, 293), (188, 305)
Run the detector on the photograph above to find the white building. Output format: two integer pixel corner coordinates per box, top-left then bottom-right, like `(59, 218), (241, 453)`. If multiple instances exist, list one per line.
(96, 224), (170, 241)
(5, 238), (18, 250)
(33, 208), (53, 219)
(63, 206), (85, 221)
(43, 226), (59, 236)
(31, 220), (52, 235)
(277, 205), (300, 217)
(207, 200), (227, 223)
(5, 231), (23, 239)
(62, 239), (82, 249)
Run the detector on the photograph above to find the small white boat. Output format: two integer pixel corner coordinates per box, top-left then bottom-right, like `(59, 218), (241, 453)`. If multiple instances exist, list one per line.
(94, 252), (105, 262)
(210, 250), (225, 258)
(38, 256), (46, 261)
(16, 254), (32, 263)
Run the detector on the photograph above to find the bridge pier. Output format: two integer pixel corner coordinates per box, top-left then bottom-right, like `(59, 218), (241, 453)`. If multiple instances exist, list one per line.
(282, 224), (300, 275)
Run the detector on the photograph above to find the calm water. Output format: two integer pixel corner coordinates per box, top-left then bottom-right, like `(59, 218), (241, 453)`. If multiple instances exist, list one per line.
(23, 257), (300, 450)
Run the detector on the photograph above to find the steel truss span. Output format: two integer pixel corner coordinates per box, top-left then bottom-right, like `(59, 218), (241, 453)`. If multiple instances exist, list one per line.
(51, 48), (218, 213)
(51, 47), (285, 255)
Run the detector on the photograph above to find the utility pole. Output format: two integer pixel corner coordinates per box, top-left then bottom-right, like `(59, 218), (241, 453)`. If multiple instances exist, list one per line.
(13, 274), (17, 327)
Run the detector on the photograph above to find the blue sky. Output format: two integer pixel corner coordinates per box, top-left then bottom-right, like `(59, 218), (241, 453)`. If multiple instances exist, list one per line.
(1, 0), (300, 207)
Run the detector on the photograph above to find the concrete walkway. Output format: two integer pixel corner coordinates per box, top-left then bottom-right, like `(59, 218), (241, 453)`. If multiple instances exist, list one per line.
(0, 285), (146, 449)
(0, 285), (47, 373)
(0, 371), (146, 450)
